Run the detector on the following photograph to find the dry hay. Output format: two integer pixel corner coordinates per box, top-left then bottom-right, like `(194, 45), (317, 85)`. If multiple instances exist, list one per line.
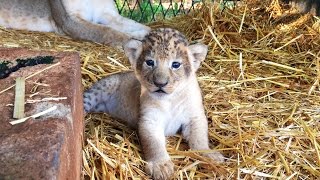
(0, 0), (319, 179)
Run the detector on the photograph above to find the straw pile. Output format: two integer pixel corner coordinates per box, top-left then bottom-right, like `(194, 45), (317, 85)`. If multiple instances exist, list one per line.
(0, 0), (319, 179)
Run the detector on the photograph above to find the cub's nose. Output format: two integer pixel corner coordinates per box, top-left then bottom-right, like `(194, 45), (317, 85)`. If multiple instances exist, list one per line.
(153, 79), (168, 88)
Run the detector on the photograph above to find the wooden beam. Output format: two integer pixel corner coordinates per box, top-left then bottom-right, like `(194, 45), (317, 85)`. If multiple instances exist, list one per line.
(13, 77), (25, 119)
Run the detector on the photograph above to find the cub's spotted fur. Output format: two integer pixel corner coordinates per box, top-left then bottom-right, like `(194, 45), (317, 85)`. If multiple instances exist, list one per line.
(84, 28), (224, 179)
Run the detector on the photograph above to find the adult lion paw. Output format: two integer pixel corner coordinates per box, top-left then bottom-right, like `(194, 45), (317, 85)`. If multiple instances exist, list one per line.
(145, 159), (174, 180)
(204, 151), (225, 163)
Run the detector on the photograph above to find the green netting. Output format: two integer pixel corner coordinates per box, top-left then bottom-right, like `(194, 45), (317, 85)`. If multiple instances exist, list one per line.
(114, 0), (208, 23)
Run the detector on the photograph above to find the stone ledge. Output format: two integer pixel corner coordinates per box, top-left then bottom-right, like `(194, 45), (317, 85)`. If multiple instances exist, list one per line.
(0, 48), (83, 179)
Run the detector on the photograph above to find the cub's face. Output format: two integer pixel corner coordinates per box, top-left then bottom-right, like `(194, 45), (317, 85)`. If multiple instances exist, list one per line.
(124, 28), (208, 96)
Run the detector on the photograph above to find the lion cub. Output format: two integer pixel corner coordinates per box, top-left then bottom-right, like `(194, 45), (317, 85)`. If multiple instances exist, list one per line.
(84, 28), (224, 179)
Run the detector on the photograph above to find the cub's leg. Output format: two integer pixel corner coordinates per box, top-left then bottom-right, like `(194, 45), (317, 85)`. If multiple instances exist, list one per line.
(138, 112), (174, 180)
(182, 116), (225, 162)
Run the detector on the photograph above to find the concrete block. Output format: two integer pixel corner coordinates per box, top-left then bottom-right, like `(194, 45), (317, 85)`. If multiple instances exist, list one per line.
(0, 48), (83, 180)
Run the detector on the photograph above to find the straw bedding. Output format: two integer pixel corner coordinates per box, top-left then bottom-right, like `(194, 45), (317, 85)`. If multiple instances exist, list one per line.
(0, 0), (319, 179)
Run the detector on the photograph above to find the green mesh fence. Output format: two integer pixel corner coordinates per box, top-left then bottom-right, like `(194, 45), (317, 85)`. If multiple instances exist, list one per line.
(114, 0), (207, 23)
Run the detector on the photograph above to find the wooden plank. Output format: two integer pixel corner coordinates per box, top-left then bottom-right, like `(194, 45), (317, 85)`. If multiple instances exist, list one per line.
(13, 77), (25, 119)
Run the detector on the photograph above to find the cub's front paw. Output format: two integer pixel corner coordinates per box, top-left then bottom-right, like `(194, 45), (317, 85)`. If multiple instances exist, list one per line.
(204, 151), (225, 163)
(145, 159), (174, 180)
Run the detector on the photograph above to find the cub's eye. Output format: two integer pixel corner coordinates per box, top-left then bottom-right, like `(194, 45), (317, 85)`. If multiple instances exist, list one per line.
(145, 60), (155, 67)
(171, 62), (181, 69)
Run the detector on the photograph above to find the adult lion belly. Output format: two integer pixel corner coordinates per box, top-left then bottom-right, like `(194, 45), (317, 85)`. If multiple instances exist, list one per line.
(0, 0), (56, 32)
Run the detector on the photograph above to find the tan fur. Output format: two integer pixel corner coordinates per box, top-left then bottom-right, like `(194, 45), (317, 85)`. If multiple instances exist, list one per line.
(0, 0), (150, 46)
(84, 28), (224, 180)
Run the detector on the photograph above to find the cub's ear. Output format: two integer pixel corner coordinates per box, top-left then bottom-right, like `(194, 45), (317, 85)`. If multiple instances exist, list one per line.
(123, 39), (143, 68)
(188, 43), (208, 71)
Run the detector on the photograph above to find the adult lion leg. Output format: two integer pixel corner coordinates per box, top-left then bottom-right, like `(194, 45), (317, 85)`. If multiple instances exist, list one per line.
(49, 0), (130, 46)
(97, 15), (151, 40)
